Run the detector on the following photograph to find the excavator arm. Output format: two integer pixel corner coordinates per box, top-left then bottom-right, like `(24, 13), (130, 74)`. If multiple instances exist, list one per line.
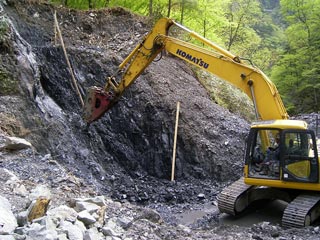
(83, 17), (288, 123)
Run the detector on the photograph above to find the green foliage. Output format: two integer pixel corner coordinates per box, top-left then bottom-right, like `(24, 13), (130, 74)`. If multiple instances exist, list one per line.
(184, 0), (226, 45)
(260, 0), (280, 9)
(219, 0), (262, 52)
(0, 18), (10, 43)
(108, 0), (149, 15)
(194, 67), (255, 121)
(52, 0), (107, 9)
(251, 10), (286, 72)
(0, 68), (19, 95)
(0, 112), (30, 137)
(271, 0), (320, 114)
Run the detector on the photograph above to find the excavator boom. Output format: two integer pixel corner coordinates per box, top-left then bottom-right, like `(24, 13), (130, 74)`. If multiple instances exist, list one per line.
(83, 17), (288, 123)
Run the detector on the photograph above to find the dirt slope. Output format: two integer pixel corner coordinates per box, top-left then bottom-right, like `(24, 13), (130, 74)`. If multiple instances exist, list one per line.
(1, 1), (319, 239)
(2, 1), (248, 192)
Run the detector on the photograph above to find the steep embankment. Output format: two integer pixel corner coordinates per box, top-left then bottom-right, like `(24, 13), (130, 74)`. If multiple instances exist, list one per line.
(1, 2), (249, 199)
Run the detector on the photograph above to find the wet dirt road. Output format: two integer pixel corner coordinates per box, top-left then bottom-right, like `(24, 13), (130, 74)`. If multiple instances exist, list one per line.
(175, 200), (287, 227)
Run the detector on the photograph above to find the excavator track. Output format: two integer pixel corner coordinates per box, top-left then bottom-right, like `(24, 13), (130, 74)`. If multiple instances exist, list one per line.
(217, 177), (254, 216)
(282, 194), (320, 228)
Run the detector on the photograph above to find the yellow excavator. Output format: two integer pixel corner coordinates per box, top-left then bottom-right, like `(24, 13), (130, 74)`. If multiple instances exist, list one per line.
(83, 18), (320, 228)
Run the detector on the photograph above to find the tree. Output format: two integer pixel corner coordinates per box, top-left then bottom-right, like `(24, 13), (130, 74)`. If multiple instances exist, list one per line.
(271, 0), (320, 114)
(219, 0), (262, 52)
(167, 0), (172, 17)
(164, 0), (197, 24)
(149, 0), (153, 17)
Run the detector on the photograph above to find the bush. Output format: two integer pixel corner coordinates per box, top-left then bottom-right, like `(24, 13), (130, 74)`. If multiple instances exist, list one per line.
(0, 18), (10, 43)
(0, 69), (19, 95)
(194, 67), (255, 121)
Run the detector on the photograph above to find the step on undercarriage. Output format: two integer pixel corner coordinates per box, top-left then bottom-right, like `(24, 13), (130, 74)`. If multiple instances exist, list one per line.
(217, 177), (320, 227)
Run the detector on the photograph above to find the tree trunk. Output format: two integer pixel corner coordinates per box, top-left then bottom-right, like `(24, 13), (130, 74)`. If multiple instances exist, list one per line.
(149, 0), (153, 17)
(167, 0), (171, 18)
(180, 0), (185, 24)
(88, 0), (93, 9)
(202, 18), (208, 47)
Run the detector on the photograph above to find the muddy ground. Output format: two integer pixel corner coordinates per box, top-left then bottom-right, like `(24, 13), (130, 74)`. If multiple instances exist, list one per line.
(0, 1), (319, 239)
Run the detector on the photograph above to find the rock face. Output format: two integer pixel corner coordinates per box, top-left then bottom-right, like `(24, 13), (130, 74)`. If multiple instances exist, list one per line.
(1, 1), (320, 240)
(1, 1), (249, 184)
(0, 0), (251, 219)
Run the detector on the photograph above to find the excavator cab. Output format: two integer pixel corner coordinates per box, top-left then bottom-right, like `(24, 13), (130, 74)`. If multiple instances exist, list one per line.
(218, 119), (320, 227)
(246, 128), (281, 179)
(244, 120), (319, 185)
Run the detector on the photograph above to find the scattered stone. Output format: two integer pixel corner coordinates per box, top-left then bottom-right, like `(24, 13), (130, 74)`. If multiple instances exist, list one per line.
(47, 205), (78, 224)
(252, 235), (263, 240)
(75, 201), (100, 214)
(16, 210), (28, 227)
(0, 195), (18, 234)
(0, 168), (19, 184)
(25, 222), (58, 240)
(0, 235), (15, 240)
(271, 231), (280, 238)
(260, 221), (270, 230)
(116, 216), (133, 230)
(59, 220), (84, 240)
(136, 208), (162, 224)
(197, 193), (205, 199)
(29, 185), (52, 201)
(77, 210), (96, 226)
(84, 227), (103, 240)
(13, 184), (28, 196)
(28, 197), (51, 222)
(32, 216), (56, 231)
(101, 218), (124, 237)
(3, 136), (32, 150)
(74, 196), (106, 207)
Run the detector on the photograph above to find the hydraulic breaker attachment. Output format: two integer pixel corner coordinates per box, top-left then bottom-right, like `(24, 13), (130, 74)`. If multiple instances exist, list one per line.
(83, 86), (114, 123)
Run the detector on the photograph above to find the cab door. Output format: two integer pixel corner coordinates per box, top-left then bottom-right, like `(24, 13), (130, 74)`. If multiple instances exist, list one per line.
(281, 130), (319, 183)
(245, 128), (281, 180)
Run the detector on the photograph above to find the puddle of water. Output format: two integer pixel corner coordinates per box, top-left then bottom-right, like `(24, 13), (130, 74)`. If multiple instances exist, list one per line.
(175, 202), (218, 225)
(175, 200), (287, 227)
(219, 200), (287, 227)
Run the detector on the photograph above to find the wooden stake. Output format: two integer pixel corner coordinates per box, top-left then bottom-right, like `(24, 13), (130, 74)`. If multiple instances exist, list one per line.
(53, 11), (84, 107)
(53, 11), (57, 46)
(171, 101), (180, 181)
